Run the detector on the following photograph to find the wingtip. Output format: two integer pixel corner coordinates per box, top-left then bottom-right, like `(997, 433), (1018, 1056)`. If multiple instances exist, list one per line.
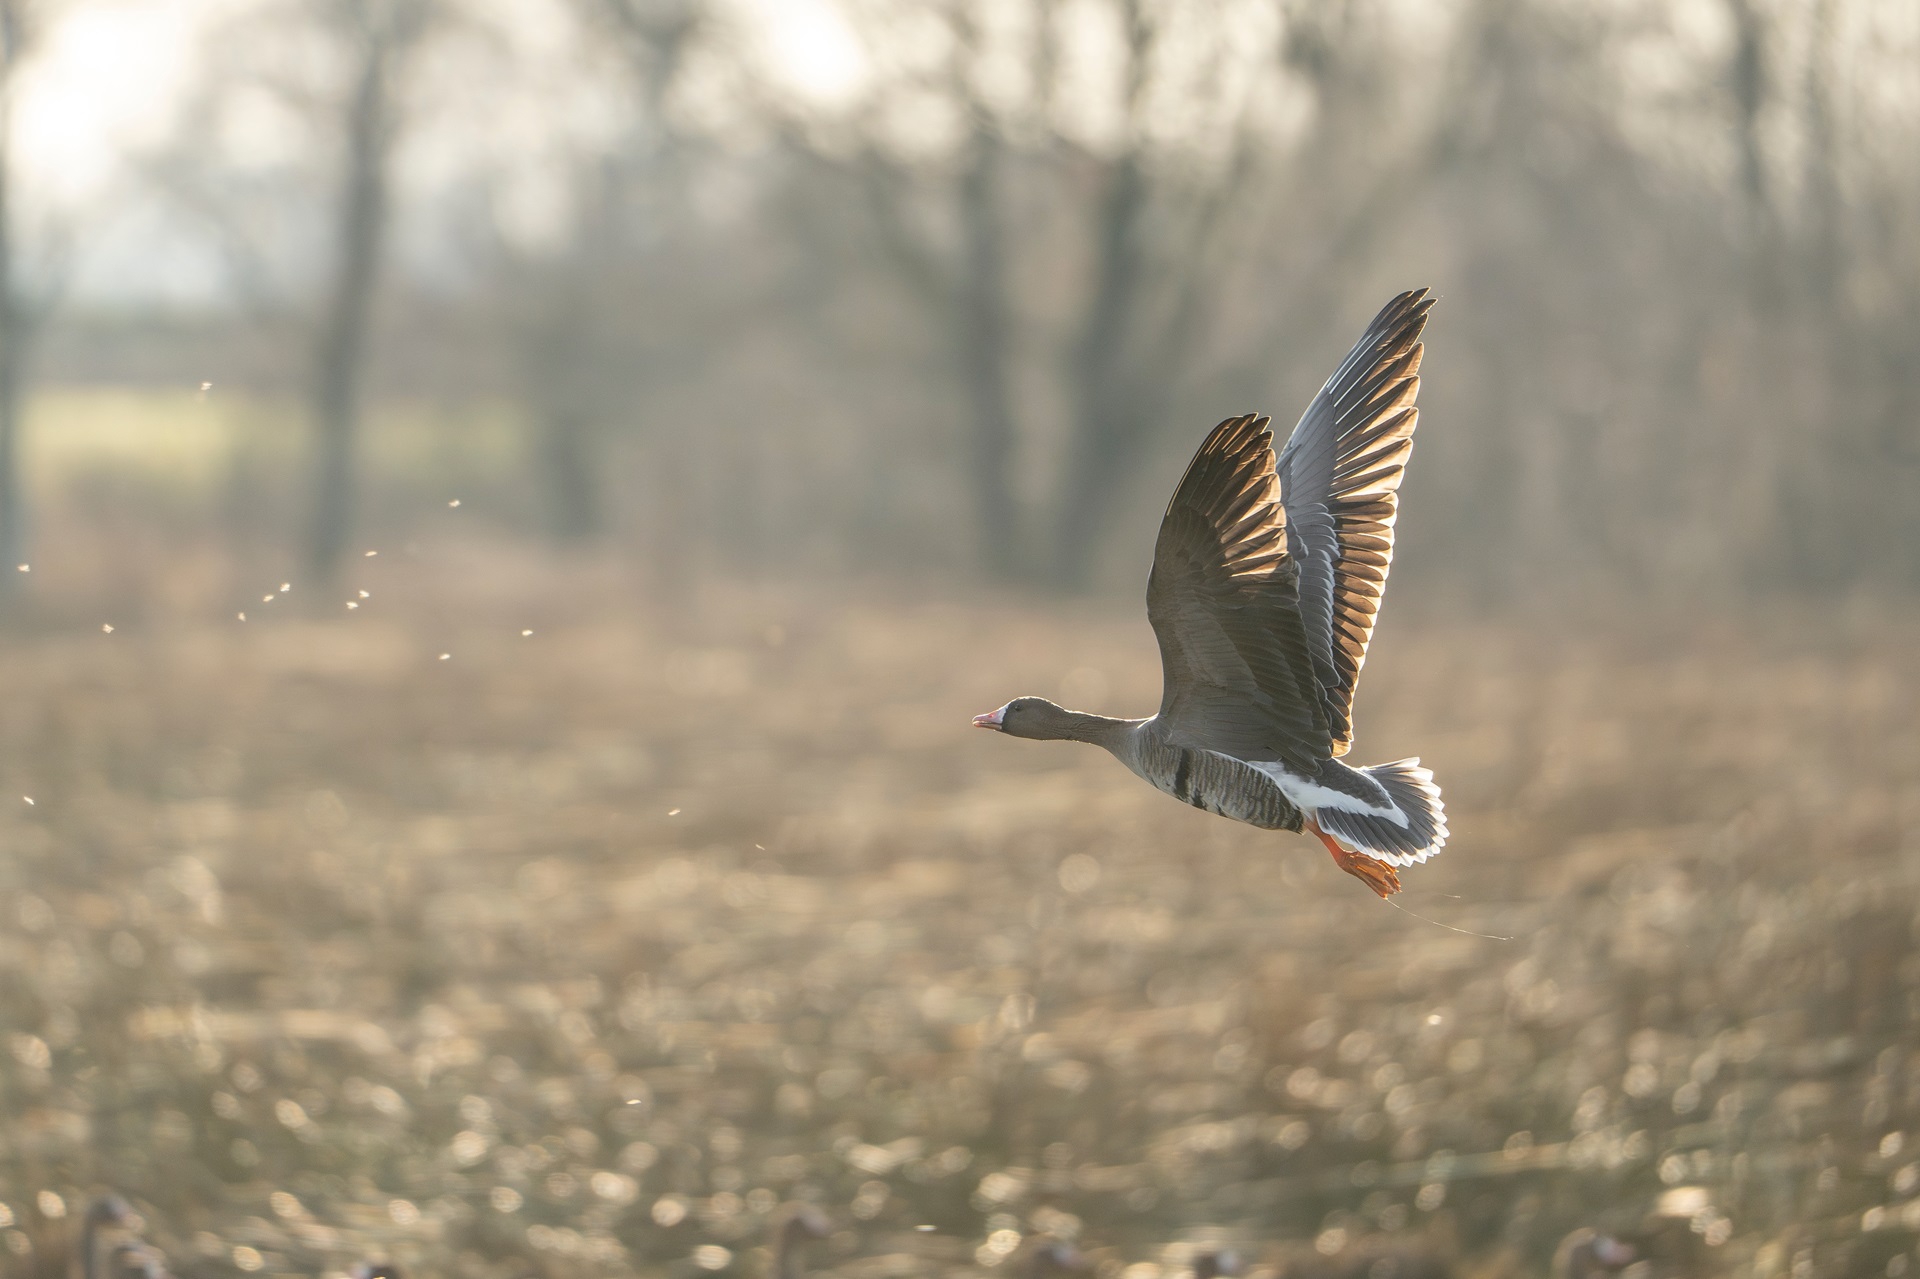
(1202, 413), (1273, 457)
(1372, 290), (1433, 350)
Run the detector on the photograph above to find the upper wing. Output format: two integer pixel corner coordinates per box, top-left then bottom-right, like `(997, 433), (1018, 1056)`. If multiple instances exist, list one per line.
(1146, 413), (1333, 765)
(1275, 288), (1432, 756)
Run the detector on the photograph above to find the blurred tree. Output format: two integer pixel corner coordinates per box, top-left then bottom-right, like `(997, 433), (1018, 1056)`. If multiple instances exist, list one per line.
(148, 0), (442, 584)
(1773, 0), (1920, 587)
(510, 0), (702, 546)
(1048, 0), (1164, 589)
(307, 0), (435, 583)
(1724, 0), (1771, 234)
(803, 0), (1432, 586)
(89, 0), (1920, 598)
(0, 0), (29, 601)
(514, 193), (619, 544)
(952, 111), (1020, 578)
(0, 0), (58, 604)
(1797, 0), (1840, 303)
(1048, 0), (1422, 585)
(848, 5), (1024, 577)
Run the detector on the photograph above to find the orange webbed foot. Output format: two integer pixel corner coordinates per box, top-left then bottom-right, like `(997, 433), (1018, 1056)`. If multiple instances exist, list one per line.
(1308, 818), (1402, 898)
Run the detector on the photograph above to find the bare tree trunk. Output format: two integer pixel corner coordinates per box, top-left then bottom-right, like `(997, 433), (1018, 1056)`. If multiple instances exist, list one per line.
(1781, 0), (1852, 586)
(1048, 0), (1172, 588)
(1725, 0), (1769, 225)
(540, 406), (603, 541)
(308, 22), (397, 584)
(955, 125), (1021, 577)
(1053, 152), (1150, 588)
(503, 0), (698, 552)
(850, 138), (1031, 581)
(516, 233), (611, 544)
(1799, 0), (1841, 304)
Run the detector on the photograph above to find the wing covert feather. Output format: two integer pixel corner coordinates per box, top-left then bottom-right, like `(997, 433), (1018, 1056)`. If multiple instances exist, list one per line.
(1146, 414), (1331, 764)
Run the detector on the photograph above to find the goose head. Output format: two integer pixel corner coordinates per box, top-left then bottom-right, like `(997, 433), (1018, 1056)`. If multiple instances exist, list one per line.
(973, 698), (1112, 742)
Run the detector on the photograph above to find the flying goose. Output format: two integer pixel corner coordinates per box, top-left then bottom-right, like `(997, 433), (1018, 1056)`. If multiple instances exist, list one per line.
(974, 290), (1446, 896)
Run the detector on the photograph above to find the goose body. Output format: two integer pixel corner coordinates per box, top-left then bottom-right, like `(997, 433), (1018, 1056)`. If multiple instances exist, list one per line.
(975, 291), (1447, 896)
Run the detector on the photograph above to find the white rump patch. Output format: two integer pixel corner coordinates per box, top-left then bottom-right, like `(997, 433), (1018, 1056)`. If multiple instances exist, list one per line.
(1323, 757), (1449, 867)
(1249, 761), (1409, 827)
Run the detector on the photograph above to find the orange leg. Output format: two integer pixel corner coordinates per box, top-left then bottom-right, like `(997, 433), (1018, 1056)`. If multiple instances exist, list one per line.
(1308, 816), (1401, 898)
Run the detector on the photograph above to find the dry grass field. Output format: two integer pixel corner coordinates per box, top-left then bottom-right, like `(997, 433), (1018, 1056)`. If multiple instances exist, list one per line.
(1, 533), (1918, 1279)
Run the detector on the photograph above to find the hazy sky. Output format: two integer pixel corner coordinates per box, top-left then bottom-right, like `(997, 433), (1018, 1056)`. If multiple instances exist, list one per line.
(18, 0), (216, 207)
(34, 0), (1896, 307)
(13, 0), (869, 305)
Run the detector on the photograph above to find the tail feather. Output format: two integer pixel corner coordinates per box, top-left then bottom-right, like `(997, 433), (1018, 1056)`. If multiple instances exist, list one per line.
(1312, 758), (1447, 868)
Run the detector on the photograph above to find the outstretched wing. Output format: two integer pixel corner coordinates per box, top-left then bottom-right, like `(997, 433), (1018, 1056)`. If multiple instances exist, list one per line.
(1146, 413), (1332, 765)
(1276, 288), (1432, 756)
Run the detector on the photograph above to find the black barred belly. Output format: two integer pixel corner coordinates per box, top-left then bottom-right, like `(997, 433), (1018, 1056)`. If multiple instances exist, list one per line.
(1144, 742), (1303, 832)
